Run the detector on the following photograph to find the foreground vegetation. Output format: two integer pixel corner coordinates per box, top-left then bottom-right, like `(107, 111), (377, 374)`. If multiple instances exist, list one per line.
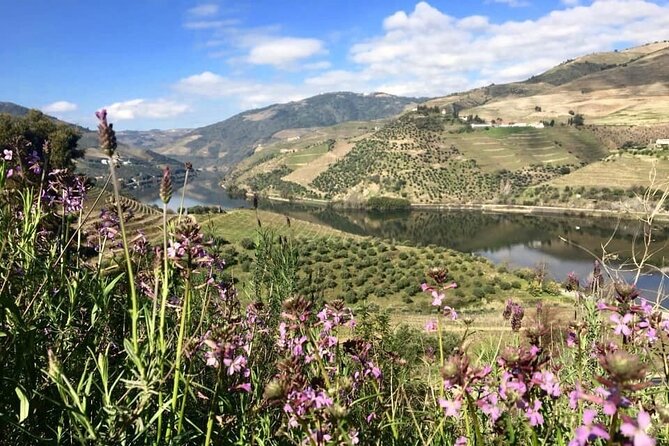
(1, 111), (669, 445)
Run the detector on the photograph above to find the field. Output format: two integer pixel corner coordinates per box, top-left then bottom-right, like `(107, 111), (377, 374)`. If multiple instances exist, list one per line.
(548, 153), (669, 189)
(449, 126), (603, 171)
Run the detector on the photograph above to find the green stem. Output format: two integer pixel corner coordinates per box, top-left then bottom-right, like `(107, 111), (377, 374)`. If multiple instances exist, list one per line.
(108, 159), (140, 357)
(177, 169), (190, 224)
(170, 268), (191, 429)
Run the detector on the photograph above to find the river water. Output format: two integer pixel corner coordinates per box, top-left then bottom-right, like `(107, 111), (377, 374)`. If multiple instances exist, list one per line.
(138, 184), (669, 303)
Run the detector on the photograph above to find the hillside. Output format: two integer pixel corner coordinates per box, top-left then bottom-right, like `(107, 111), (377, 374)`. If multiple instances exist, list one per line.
(223, 42), (669, 207)
(116, 128), (192, 150)
(155, 92), (419, 167)
(428, 41), (669, 125)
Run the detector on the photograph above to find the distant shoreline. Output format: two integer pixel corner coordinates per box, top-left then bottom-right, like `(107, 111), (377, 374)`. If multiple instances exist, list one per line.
(255, 194), (669, 222)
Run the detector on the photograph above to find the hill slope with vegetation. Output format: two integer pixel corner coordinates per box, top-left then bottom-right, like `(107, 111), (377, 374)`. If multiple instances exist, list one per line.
(154, 92), (419, 167)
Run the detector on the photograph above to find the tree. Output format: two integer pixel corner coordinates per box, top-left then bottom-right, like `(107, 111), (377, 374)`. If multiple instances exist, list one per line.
(0, 110), (83, 169)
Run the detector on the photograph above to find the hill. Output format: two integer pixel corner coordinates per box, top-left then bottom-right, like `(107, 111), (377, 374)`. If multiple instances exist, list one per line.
(154, 92), (419, 168)
(427, 41), (669, 125)
(224, 42), (669, 207)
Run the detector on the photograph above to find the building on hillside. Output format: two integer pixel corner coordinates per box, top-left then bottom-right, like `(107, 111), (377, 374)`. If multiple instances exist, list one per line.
(656, 139), (669, 148)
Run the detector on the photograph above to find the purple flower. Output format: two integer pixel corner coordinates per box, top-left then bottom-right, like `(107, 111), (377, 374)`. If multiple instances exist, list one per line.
(438, 398), (462, 417)
(2, 149), (11, 161)
(455, 437), (467, 446)
(534, 371), (561, 397)
(525, 400), (544, 426)
(424, 319), (438, 332)
(569, 409), (610, 446)
(566, 331), (577, 348)
(223, 355), (247, 376)
(432, 290), (444, 306)
(620, 411), (655, 446)
(611, 313), (633, 336)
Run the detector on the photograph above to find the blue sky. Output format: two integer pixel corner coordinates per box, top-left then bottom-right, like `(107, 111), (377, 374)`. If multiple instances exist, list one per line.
(1, 0), (668, 130)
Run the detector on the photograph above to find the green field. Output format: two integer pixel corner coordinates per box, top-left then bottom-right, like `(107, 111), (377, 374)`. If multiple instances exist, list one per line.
(283, 142), (330, 169)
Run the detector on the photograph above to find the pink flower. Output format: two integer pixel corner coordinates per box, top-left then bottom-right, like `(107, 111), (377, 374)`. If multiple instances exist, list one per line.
(438, 398), (462, 417)
(443, 306), (458, 320)
(611, 313), (633, 336)
(455, 437), (467, 446)
(424, 319), (438, 332)
(432, 291), (445, 306)
(525, 400), (544, 426)
(223, 355), (247, 376)
(620, 411), (655, 446)
(569, 409), (609, 446)
(2, 149), (11, 161)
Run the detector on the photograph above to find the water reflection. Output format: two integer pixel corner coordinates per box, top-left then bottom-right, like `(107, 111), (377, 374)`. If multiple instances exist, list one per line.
(133, 181), (669, 302)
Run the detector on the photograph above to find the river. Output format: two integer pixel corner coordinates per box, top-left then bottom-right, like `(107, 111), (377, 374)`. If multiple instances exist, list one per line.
(137, 184), (669, 303)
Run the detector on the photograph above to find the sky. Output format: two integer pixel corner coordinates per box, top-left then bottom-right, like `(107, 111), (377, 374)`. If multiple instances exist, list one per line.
(1, 0), (668, 130)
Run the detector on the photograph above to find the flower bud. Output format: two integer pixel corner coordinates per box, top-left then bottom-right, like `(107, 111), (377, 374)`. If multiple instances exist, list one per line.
(263, 379), (284, 401)
(160, 166), (172, 204)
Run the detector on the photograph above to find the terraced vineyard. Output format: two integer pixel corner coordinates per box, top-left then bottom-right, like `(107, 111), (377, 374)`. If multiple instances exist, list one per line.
(230, 112), (613, 204)
(548, 153), (669, 189)
(450, 126), (604, 171)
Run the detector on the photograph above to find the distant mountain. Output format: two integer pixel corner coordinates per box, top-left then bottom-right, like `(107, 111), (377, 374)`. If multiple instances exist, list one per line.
(0, 101), (32, 117)
(155, 92), (420, 168)
(116, 129), (192, 150)
(427, 41), (669, 125)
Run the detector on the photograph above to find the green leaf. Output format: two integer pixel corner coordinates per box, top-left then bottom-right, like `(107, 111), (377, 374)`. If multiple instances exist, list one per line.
(15, 386), (29, 423)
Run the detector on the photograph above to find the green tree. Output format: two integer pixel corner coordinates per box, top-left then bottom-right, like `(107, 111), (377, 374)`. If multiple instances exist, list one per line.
(0, 110), (83, 169)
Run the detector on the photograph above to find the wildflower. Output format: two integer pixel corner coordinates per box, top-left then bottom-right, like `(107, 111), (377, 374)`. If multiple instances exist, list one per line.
(525, 400), (544, 426)
(96, 108), (117, 157)
(455, 436), (467, 446)
(223, 355), (247, 376)
(620, 411), (655, 446)
(160, 166), (172, 204)
(424, 319), (438, 332)
(566, 330), (577, 348)
(569, 409), (609, 446)
(611, 313), (633, 336)
(3, 149), (12, 160)
(438, 398), (462, 417)
(533, 371), (561, 397)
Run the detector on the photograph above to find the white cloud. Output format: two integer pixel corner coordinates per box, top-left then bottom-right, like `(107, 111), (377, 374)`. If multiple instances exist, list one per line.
(247, 37), (325, 67)
(561, 0), (582, 5)
(343, 0), (669, 97)
(183, 19), (238, 30)
(304, 61), (333, 71)
(188, 4), (219, 17)
(42, 101), (77, 113)
(103, 99), (190, 121)
(489, 0), (531, 7)
(174, 71), (314, 108)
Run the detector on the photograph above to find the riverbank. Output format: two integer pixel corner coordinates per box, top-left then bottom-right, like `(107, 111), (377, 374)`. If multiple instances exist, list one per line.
(254, 193), (669, 222)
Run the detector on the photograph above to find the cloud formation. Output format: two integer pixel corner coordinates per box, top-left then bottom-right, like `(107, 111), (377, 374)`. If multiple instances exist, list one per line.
(247, 38), (325, 67)
(103, 99), (190, 121)
(344, 1), (669, 97)
(187, 4), (219, 17)
(42, 101), (77, 113)
(175, 1), (669, 119)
